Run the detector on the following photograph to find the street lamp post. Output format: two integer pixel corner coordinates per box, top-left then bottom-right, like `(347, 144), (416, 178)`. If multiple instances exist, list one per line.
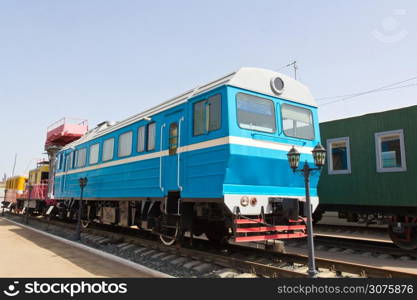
(287, 143), (326, 278)
(75, 177), (88, 241)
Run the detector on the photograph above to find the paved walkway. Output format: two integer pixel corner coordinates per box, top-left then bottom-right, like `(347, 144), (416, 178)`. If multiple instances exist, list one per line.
(0, 218), (151, 277)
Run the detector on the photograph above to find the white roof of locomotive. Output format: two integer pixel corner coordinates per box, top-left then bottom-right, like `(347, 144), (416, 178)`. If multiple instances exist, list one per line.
(63, 67), (316, 150)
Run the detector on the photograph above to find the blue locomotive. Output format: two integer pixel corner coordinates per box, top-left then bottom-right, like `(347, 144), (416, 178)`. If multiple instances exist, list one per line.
(52, 67), (321, 245)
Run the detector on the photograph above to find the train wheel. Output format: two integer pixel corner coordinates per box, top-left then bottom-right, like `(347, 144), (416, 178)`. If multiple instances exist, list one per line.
(312, 209), (324, 224)
(205, 222), (229, 245)
(81, 220), (90, 228)
(159, 215), (181, 246)
(58, 208), (67, 221)
(388, 217), (417, 250)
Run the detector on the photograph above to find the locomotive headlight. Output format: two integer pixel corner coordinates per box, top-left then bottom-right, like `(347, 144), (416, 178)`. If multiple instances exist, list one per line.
(270, 76), (285, 95)
(250, 197), (257, 207)
(240, 196), (249, 207)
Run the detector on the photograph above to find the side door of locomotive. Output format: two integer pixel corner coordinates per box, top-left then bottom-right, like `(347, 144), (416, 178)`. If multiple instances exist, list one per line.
(162, 110), (185, 195)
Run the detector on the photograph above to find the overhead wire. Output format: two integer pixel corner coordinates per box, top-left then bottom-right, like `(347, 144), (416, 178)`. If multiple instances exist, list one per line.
(317, 76), (417, 106)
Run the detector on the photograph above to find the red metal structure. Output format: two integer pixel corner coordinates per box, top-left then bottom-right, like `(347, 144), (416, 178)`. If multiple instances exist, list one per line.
(21, 182), (48, 201)
(233, 216), (307, 242)
(45, 117), (88, 147)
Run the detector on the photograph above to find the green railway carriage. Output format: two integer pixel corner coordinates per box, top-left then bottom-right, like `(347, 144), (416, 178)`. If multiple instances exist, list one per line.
(317, 105), (417, 249)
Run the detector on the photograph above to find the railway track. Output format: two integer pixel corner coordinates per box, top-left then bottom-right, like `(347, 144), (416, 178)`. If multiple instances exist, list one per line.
(315, 223), (388, 238)
(312, 223), (417, 260)
(312, 235), (417, 260)
(3, 212), (417, 278)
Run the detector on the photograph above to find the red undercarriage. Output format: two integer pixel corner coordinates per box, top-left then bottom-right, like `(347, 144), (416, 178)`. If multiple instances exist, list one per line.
(233, 217), (307, 242)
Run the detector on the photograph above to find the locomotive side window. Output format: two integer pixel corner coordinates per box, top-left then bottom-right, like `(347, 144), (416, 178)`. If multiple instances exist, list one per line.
(65, 152), (73, 170)
(69, 152), (74, 169)
(281, 104), (314, 140)
(193, 94), (221, 136)
(76, 148), (87, 167)
(193, 100), (205, 136)
(169, 122), (178, 155)
(147, 123), (156, 151)
(59, 154), (64, 169)
(236, 93), (276, 133)
(137, 126), (145, 152)
(102, 138), (115, 162)
(118, 131), (133, 158)
(64, 154), (68, 171)
(375, 129), (407, 173)
(327, 137), (351, 175)
(56, 154), (60, 170)
(89, 143), (99, 164)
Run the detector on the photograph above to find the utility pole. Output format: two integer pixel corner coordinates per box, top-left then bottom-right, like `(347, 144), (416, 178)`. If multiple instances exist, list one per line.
(286, 61), (298, 80)
(11, 153), (17, 177)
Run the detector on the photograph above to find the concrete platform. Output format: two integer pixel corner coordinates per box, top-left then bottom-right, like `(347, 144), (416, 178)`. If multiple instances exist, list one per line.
(0, 218), (156, 277)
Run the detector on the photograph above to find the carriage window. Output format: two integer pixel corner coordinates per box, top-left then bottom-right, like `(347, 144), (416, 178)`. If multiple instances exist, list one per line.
(237, 93), (276, 133)
(137, 126), (145, 152)
(76, 148), (87, 167)
(118, 131), (133, 157)
(89, 143), (99, 164)
(327, 137), (351, 175)
(102, 138), (115, 161)
(281, 104), (314, 140)
(375, 130), (406, 172)
(147, 123), (156, 151)
(193, 94), (222, 136)
(169, 123), (178, 155)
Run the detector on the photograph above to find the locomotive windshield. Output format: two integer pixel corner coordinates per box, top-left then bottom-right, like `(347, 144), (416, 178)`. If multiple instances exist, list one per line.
(281, 104), (314, 140)
(236, 93), (276, 133)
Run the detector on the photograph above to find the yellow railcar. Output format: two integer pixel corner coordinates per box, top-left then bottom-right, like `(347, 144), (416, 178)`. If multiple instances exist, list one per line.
(4, 176), (28, 206)
(5, 176), (27, 193)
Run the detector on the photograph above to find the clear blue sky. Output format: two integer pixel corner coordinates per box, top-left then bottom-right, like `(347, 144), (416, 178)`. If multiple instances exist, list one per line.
(1, 0), (416, 176)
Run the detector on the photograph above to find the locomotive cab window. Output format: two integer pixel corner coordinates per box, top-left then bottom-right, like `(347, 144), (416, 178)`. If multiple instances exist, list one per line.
(193, 94), (221, 136)
(41, 172), (49, 181)
(375, 129), (407, 172)
(118, 131), (133, 157)
(102, 138), (115, 162)
(169, 122), (178, 155)
(327, 137), (351, 175)
(236, 93), (276, 133)
(281, 104), (314, 140)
